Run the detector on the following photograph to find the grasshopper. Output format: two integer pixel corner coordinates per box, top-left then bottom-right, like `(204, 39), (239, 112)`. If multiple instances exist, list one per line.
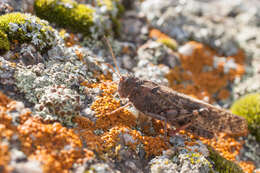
(103, 37), (248, 139)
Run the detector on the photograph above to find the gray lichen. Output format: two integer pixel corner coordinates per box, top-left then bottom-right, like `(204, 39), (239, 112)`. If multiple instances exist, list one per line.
(34, 85), (82, 126)
(0, 56), (16, 85)
(149, 147), (214, 173)
(133, 40), (180, 85)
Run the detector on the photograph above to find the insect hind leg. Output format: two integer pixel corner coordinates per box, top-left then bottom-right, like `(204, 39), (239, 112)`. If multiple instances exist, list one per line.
(143, 111), (195, 140)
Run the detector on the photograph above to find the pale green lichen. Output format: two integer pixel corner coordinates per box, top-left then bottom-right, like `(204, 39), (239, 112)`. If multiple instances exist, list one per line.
(185, 152), (212, 167)
(13, 46), (105, 125)
(230, 93), (260, 142)
(14, 56), (95, 104)
(14, 67), (42, 103)
(149, 148), (214, 173)
(34, 0), (95, 35)
(34, 85), (82, 126)
(0, 12), (57, 54)
(208, 146), (244, 173)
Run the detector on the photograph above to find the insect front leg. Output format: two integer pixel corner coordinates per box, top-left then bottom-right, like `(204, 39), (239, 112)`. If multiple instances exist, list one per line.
(107, 102), (132, 115)
(143, 111), (168, 140)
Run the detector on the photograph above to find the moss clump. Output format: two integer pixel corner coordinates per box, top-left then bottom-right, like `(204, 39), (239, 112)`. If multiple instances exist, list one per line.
(0, 12), (57, 54)
(231, 93), (260, 142)
(34, 0), (95, 35)
(208, 146), (244, 173)
(0, 30), (10, 52)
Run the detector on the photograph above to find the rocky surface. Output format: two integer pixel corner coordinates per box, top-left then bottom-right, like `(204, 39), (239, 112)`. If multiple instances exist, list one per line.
(0, 0), (259, 173)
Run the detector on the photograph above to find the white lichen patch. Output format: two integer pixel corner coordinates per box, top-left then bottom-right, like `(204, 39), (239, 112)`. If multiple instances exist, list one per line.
(34, 85), (82, 126)
(14, 67), (43, 103)
(4, 101), (31, 126)
(213, 56), (237, 74)
(0, 56), (16, 85)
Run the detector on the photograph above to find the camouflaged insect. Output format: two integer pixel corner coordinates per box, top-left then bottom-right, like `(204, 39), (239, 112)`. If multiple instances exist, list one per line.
(118, 76), (248, 138)
(104, 37), (248, 139)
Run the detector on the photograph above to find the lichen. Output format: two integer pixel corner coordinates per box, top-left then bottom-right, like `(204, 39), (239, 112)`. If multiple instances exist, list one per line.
(14, 50), (102, 103)
(0, 12), (58, 54)
(14, 67), (41, 103)
(0, 92), (92, 173)
(34, 85), (82, 126)
(34, 0), (95, 35)
(231, 93), (260, 142)
(166, 41), (245, 103)
(149, 148), (214, 173)
(0, 56), (16, 85)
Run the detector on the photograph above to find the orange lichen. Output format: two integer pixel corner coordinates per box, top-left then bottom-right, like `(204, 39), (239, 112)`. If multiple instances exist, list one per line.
(238, 161), (256, 173)
(162, 40), (251, 171)
(18, 119), (86, 173)
(0, 91), (94, 173)
(217, 89), (230, 100)
(200, 133), (242, 161)
(92, 95), (136, 130)
(0, 93), (20, 172)
(166, 41), (245, 102)
(81, 80), (257, 172)
(141, 136), (168, 158)
(0, 91), (11, 107)
(75, 49), (84, 62)
(0, 127), (12, 173)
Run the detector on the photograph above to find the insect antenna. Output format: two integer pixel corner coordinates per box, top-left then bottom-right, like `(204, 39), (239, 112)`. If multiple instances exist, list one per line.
(103, 36), (122, 78)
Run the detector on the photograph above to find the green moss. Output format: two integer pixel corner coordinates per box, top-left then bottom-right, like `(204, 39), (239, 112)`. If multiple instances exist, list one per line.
(34, 0), (95, 35)
(0, 13), (26, 52)
(0, 12), (58, 54)
(0, 30), (10, 52)
(208, 146), (244, 173)
(0, 12), (26, 31)
(231, 93), (260, 142)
